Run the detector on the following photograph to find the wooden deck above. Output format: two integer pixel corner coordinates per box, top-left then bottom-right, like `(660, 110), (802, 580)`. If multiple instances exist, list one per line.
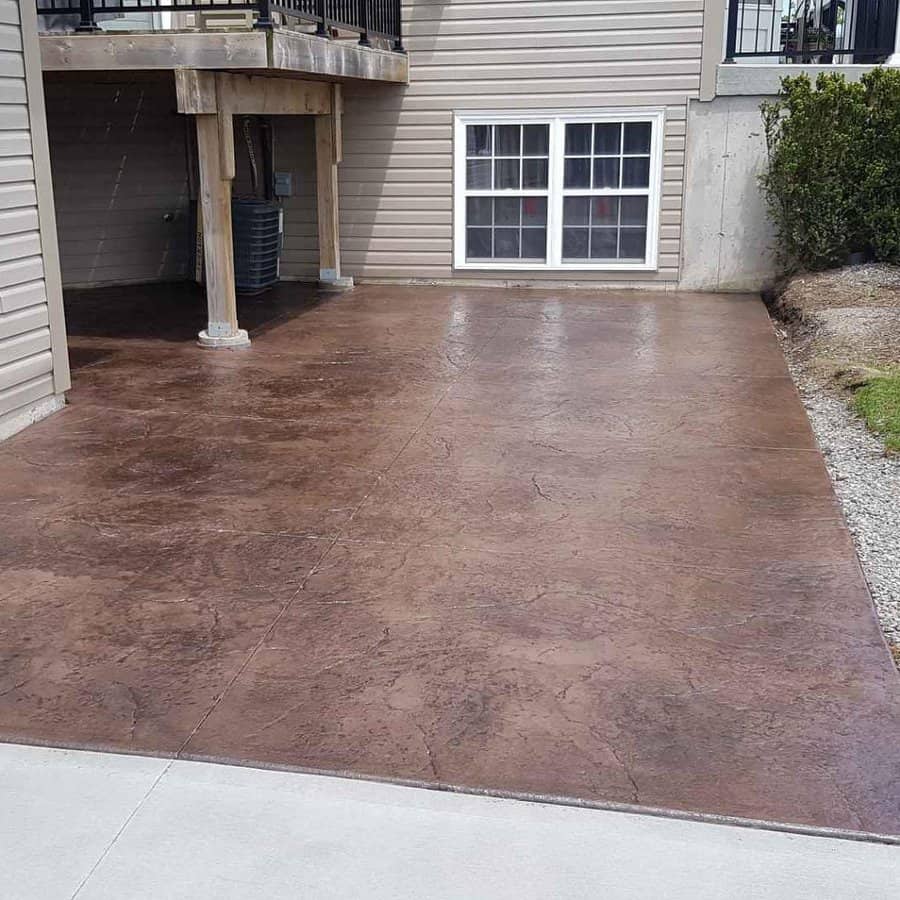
(39, 29), (408, 83)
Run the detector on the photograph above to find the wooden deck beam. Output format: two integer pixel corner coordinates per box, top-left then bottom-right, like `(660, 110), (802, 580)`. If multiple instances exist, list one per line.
(176, 70), (332, 117)
(41, 30), (409, 84)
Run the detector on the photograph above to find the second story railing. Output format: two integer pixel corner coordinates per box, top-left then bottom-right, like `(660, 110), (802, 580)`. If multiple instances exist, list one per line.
(36, 0), (404, 51)
(725, 0), (898, 64)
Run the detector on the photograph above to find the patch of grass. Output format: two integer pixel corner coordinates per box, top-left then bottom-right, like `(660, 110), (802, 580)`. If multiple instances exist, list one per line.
(853, 375), (900, 451)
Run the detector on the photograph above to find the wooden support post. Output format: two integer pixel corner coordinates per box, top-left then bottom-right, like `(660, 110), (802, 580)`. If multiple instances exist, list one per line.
(195, 113), (249, 349)
(315, 84), (351, 291)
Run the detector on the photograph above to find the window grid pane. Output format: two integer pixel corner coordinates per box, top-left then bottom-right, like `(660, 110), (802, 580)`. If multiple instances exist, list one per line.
(464, 122), (550, 262)
(561, 119), (652, 263)
(564, 121), (652, 192)
(465, 196), (548, 262)
(463, 118), (653, 267)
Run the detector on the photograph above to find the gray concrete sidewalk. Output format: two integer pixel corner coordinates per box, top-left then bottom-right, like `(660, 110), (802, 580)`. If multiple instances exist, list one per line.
(1, 742), (897, 899)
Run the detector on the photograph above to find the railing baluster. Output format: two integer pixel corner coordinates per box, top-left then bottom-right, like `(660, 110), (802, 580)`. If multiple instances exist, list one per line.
(75, 0), (98, 31)
(393, 0), (403, 51)
(358, 0), (370, 45)
(770, 0), (779, 56)
(316, 0), (327, 34)
(725, 0), (739, 61)
(255, 0), (274, 29)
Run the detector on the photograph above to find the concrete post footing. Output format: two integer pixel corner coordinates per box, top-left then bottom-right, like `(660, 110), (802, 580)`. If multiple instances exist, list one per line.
(318, 276), (355, 293)
(197, 328), (251, 349)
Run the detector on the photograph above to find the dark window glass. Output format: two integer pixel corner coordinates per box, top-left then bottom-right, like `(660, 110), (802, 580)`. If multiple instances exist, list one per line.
(494, 228), (520, 258)
(564, 157), (591, 189)
(592, 196), (619, 227)
(593, 158), (620, 189)
(494, 197), (520, 226)
(466, 124), (492, 157)
(622, 157), (651, 188)
(620, 196), (649, 227)
(495, 158), (520, 189)
(521, 228), (547, 259)
(522, 197), (548, 226)
(565, 123), (592, 156)
(522, 158), (549, 189)
(562, 228), (589, 259)
(495, 125), (521, 156)
(624, 122), (652, 155)
(466, 159), (492, 190)
(466, 228), (492, 258)
(563, 197), (590, 227)
(467, 196), (492, 226)
(523, 124), (550, 156)
(594, 123), (621, 155)
(619, 228), (647, 260)
(590, 228), (618, 259)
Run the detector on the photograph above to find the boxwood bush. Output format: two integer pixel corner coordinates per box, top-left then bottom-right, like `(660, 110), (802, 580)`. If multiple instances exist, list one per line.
(761, 69), (900, 272)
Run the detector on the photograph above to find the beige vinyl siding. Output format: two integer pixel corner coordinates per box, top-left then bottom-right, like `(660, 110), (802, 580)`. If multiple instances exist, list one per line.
(45, 73), (193, 288)
(274, 116), (319, 277)
(279, 0), (701, 285)
(0, 0), (67, 427)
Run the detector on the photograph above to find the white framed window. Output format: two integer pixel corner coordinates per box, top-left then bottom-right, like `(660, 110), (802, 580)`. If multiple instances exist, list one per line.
(453, 109), (664, 272)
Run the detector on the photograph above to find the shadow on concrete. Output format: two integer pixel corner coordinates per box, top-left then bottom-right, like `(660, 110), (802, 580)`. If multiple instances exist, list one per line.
(63, 280), (328, 349)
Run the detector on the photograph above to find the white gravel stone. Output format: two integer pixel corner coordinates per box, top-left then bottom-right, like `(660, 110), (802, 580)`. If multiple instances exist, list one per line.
(787, 361), (900, 647)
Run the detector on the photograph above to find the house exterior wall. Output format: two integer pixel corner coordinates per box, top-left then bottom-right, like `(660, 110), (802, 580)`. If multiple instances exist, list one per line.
(0, 0), (68, 440)
(683, 1), (900, 292)
(277, 0), (705, 287)
(44, 73), (193, 288)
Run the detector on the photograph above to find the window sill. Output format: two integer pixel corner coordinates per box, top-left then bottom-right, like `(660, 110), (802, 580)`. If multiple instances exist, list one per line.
(454, 261), (658, 273)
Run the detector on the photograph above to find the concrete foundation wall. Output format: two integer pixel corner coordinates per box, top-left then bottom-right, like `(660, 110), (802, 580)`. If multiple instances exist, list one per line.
(679, 95), (778, 292)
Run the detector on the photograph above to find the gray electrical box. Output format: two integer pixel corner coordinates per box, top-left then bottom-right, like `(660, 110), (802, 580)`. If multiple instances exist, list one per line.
(274, 171), (293, 197)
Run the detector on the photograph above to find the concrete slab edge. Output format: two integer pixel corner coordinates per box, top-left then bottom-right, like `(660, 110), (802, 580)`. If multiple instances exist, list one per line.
(0, 393), (65, 442)
(179, 751), (900, 847)
(3, 737), (895, 847)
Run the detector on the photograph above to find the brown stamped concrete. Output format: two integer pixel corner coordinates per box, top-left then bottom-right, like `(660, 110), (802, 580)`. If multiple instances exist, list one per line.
(1, 283), (899, 835)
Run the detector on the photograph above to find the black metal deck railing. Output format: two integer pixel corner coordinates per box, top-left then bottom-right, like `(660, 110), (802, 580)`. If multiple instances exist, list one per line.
(725, 0), (897, 63)
(36, 0), (404, 50)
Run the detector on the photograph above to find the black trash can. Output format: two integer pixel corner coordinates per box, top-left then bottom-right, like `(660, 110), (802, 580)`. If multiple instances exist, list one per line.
(232, 199), (282, 294)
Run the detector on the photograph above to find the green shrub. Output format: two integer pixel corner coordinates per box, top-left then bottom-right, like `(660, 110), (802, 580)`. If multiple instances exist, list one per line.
(761, 68), (900, 272)
(860, 68), (900, 264)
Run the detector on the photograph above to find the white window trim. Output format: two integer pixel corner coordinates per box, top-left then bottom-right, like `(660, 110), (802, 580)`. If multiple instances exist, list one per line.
(453, 108), (665, 273)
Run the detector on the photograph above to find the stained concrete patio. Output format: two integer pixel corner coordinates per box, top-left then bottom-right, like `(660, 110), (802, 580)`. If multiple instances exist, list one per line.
(1, 283), (899, 836)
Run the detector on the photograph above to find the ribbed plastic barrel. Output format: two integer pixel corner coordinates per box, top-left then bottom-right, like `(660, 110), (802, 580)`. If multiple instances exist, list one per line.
(232, 199), (282, 294)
